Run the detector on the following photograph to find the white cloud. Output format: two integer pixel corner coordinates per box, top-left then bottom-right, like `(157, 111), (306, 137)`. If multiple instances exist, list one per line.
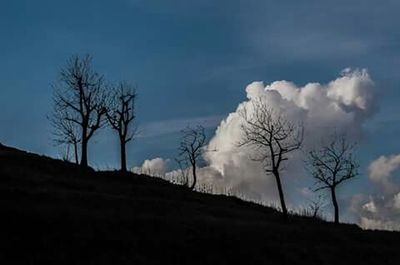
(368, 154), (400, 193)
(360, 217), (400, 231)
(197, 68), (375, 206)
(362, 200), (377, 213)
(143, 69), (386, 228)
(357, 193), (400, 231)
(132, 157), (171, 177)
(350, 155), (400, 231)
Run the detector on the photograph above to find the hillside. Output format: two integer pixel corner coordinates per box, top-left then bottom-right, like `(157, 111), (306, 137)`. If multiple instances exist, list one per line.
(0, 143), (399, 265)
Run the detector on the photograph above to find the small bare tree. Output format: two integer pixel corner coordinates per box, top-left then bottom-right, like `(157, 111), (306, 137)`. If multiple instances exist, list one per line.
(49, 109), (81, 164)
(306, 134), (359, 224)
(178, 125), (206, 190)
(52, 55), (107, 168)
(307, 194), (326, 219)
(175, 157), (189, 187)
(106, 82), (137, 172)
(238, 99), (303, 219)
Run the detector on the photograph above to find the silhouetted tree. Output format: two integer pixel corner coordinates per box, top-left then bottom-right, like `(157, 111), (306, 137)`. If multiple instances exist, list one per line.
(306, 134), (359, 224)
(307, 194), (326, 220)
(106, 82), (137, 172)
(52, 55), (107, 168)
(175, 157), (189, 187)
(49, 109), (81, 164)
(178, 125), (206, 190)
(238, 99), (303, 219)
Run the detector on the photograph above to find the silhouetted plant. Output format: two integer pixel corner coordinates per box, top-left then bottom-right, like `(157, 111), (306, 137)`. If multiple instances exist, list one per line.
(49, 109), (81, 164)
(307, 195), (326, 219)
(177, 125), (206, 190)
(238, 98), (303, 219)
(197, 182), (214, 194)
(51, 55), (107, 168)
(306, 134), (359, 224)
(293, 195), (327, 220)
(106, 82), (137, 172)
(174, 157), (190, 187)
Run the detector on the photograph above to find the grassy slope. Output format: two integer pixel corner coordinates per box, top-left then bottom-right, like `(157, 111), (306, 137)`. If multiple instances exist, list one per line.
(0, 144), (399, 265)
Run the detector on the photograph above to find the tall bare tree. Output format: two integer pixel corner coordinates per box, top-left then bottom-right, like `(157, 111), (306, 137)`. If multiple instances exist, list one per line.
(52, 55), (107, 168)
(106, 82), (137, 172)
(238, 99), (303, 219)
(178, 125), (206, 190)
(49, 109), (81, 164)
(306, 134), (359, 224)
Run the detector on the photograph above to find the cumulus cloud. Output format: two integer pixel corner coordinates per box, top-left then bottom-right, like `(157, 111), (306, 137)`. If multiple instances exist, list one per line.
(352, 193), (400, 231)
(362, 200), (378, 213)
(142, 69), (379, 225)
(197, 69), (375, 205)
(132, 158), (171, 177)
(368, 154), (400, 193)
(393, 193), (400, 210)
(351, 154), (400, 230)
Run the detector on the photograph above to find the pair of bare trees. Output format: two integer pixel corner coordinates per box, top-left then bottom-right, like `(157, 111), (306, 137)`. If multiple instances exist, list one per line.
(238, 98), (358, 223)
(50, 55), (137, 172)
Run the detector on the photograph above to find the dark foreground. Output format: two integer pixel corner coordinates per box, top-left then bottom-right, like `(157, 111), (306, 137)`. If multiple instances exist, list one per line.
(0, 144), (399, 265)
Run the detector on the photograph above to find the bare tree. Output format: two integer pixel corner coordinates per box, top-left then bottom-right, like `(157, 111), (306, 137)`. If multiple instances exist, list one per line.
(174, 157), (190, 187)
(106, 82), (137, 172)
(238, 99), (303, 219)
(49, 109), (81, 164)
(307, 194), (326, 219)
(52, 55), (107, 168)
(178, 125), (206, 190)
(306, 134), (359, 224)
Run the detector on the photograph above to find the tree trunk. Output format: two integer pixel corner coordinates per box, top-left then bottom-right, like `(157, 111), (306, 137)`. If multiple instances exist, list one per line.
(331, 187), (340, 224)
(273, 170), (288, 219)
(73, 142), (79, 165)
(120, 139), (127, 172)
(189, 166), (197, 190)
(80, 133), (88, 168)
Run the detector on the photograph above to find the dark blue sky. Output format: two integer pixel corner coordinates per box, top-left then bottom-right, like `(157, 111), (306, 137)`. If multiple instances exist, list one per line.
(1, 0), (400, 174)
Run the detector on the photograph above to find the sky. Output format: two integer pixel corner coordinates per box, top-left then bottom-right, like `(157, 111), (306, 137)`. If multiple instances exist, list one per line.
(1, 0), (400, 229)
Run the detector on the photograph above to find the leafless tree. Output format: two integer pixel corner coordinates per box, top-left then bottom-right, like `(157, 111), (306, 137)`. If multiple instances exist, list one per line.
(307, 194), (326, 219)
(178, 125), (206, 190)
(306, 134), (359, 224)
(52, 55), (107, 168)
(174, 157), (190, 187)
(106, 82), (137, 172)
(238, 99), (303, 219)
(49, 109), (81, 164)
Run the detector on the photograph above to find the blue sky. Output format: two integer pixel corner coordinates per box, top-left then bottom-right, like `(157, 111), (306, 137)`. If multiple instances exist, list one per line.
(1, 1), (400, 191)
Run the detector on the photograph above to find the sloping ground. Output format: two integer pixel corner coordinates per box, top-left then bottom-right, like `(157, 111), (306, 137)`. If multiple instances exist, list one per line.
(0, 144), (399, 265)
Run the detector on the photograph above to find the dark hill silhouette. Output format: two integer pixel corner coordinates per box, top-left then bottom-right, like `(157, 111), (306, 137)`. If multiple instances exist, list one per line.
(0, 143), (399, 264)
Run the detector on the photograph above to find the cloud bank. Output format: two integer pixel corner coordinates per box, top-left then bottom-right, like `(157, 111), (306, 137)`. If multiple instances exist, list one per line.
(136, 69), (384, 226)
